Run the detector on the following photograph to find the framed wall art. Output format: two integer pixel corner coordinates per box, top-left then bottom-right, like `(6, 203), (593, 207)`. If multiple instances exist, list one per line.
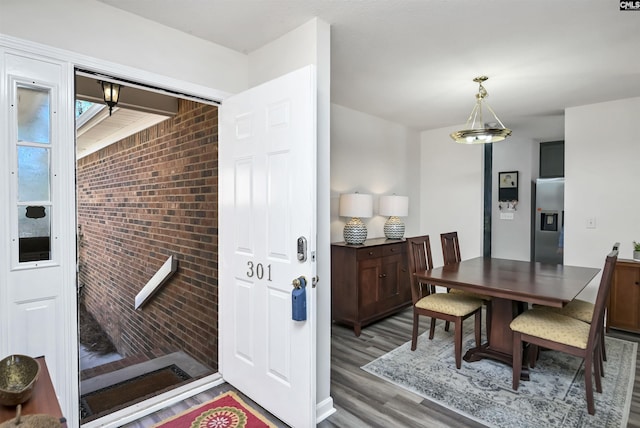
(498, 171), (518, 201)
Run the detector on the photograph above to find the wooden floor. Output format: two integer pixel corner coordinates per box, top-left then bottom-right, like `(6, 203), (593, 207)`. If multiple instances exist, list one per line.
(125, 308), (640, 427)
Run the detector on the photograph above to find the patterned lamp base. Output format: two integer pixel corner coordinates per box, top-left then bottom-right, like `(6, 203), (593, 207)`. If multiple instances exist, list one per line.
(344, 217), (367, 245)
(384, 216), (405, 240)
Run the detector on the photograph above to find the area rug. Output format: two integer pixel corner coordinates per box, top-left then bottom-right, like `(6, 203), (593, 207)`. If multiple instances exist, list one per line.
(362, 324), (636, 428)
(80, 364), (192, 417)
(153, 391), (277, 428)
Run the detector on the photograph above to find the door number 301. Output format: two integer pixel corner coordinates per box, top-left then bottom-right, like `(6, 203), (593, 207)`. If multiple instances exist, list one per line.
(247, 261), (272, 281)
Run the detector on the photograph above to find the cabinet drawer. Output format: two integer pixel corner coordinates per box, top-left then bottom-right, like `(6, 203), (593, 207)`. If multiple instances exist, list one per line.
(357, 247), (382, 260)
(382, 243), (405, 257)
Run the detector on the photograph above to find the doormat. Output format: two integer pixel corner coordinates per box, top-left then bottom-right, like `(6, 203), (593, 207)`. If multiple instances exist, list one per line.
(153, 391), (277, 428)
(80, 364), (192, 419)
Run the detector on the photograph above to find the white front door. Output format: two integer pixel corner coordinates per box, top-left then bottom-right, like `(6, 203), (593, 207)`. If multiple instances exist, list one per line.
(219, 65), (317, 428)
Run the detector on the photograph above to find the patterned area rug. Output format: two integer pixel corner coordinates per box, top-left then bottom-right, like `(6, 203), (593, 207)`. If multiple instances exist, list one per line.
(153, 391), (277, 428)
(362, 323), (636, 428)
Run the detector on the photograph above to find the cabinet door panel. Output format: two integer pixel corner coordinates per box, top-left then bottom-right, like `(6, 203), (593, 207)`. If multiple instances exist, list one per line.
(378, 254), (403, 300)
(358, 258), (380, 318)
(610, 264), (640, 331)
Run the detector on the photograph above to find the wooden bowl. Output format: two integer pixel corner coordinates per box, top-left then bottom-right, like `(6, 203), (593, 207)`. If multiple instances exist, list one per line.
(0, 355), (40, 406)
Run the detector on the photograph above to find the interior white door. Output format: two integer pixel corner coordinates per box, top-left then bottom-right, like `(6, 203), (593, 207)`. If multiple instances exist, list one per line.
(219, 65), (317, 428)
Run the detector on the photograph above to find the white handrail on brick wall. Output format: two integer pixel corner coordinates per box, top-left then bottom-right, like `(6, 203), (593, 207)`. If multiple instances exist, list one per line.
(134, 255), (178, 310)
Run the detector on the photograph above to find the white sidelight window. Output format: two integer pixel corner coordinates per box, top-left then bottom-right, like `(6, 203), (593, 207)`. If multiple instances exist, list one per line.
(13, 84), (55, 265)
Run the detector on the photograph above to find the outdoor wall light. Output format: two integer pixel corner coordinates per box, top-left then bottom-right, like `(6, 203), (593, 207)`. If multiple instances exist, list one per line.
(99, 80), (123, 116)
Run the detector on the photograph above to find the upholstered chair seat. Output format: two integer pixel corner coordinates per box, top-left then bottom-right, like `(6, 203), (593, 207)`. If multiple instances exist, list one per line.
(510, 308), (590, 349)
(415, 293), (483, 317)
(534, 299), (593, 323)
(533, 298), (607, 364)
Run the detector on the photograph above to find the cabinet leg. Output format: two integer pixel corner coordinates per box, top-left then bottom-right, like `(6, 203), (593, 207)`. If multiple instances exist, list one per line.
(354, 324), (361, 337)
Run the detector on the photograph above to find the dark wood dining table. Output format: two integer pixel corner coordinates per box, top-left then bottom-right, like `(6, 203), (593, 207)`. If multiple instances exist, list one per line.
(415, 257), (600, 379)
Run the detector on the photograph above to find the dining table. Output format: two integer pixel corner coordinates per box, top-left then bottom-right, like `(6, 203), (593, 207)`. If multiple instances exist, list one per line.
(415, 257), (600, 379)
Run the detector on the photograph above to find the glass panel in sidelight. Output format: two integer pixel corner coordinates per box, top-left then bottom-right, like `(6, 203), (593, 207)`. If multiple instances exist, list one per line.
(18, 86), (50, 144)
(18, 205), (51, 262)
(18, 146), (50, 202)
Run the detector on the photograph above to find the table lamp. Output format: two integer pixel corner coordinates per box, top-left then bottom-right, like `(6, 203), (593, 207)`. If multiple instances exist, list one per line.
(379, 195), (409, 239)
(339, 193), (373, 245)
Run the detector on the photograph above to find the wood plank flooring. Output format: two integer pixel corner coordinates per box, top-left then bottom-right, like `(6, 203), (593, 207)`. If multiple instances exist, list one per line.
(125, 308), (640, 427)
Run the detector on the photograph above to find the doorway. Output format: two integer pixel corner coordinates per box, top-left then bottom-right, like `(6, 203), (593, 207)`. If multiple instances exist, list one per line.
(75, 72), (220, 422)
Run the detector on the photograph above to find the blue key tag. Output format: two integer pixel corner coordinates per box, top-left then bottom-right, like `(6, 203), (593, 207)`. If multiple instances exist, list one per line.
(292, 277), (307, 321)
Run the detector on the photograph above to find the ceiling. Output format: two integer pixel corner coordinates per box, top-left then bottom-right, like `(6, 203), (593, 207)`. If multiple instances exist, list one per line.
(75, 74), (177, 158)
(97, 0), (640, 139)
(76, 106), (170, 158)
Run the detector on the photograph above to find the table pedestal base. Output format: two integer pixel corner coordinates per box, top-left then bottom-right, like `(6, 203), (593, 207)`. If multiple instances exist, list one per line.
(463, 297), (530, 380)
(463, 343), (530, 381)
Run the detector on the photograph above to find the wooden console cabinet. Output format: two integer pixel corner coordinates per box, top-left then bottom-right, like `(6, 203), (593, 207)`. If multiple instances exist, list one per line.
(607, 258), (640, 333)
(331, 238), (411, 336)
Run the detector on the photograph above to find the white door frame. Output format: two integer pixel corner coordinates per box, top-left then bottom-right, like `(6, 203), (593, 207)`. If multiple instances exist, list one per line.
(0, 34), (228, 428)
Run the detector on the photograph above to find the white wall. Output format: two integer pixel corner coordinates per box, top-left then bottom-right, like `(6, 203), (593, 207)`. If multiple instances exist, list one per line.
(491, 115), (563, 261)
(420, 126), (484, 267)
(330, 104), (420, 243)
(249, 19), (322, 88)
(565, 97), (640, 301)
(0, 0), (248, 96)
(491, 137), (537, 261)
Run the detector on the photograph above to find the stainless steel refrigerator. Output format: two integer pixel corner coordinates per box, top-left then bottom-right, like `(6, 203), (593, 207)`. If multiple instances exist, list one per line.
(533, 177), (564, 265)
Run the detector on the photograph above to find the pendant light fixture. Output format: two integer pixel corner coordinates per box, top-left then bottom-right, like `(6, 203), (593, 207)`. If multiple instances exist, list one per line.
(99, 80), (123, 116)
(450, 76), (511, 144)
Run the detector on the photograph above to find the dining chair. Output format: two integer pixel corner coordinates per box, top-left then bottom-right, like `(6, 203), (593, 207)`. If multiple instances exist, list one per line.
(406, 235), (483, 369)
(440, 231), (462, 266)
(510, 247), (619, 415)
(440, 231), (492, 337)
(532, 242), (620, 364)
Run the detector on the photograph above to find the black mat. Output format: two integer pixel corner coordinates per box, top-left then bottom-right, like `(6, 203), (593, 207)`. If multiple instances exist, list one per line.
(80, 364), (191, 420)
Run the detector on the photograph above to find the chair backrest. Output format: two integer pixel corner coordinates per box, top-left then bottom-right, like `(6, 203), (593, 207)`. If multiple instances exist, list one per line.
(406, 235), (434, 304)
(587, 244), (619, 347)
(441, 231), (461, 266)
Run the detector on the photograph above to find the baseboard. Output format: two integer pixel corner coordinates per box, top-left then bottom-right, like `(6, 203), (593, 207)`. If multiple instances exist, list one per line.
(316, 396), (336, 423)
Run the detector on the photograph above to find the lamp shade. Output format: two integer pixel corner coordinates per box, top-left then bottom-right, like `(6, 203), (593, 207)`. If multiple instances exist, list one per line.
(100, 81), (121, 105)
(339, 193), (373, 218)
(379, 195), (409, 217)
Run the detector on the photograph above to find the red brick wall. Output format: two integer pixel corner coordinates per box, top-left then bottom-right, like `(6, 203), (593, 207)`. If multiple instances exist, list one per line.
(77, 100), (218, 370)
